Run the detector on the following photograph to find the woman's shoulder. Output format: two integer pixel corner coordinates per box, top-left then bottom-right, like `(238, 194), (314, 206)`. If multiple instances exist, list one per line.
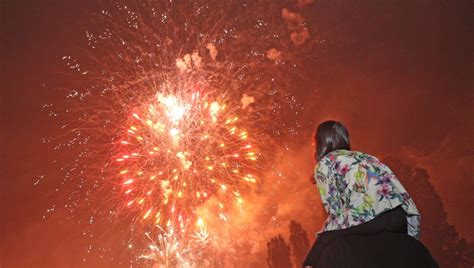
(321, 150), (377, 163)
(316, 150), (386, 172)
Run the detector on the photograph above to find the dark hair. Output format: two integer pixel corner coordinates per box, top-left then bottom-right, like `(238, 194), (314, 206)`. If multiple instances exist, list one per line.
(314, 120), (350, 161)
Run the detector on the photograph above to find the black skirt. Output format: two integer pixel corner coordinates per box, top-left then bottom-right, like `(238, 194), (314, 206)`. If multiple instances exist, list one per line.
(303, 206), (438, 268)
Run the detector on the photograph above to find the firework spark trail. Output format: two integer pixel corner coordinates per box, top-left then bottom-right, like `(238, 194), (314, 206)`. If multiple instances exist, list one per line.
(45, 0), (315, 265)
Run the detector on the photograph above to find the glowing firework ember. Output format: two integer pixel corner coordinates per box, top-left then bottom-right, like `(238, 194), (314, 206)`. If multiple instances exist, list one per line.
(117, 89), (259, 224)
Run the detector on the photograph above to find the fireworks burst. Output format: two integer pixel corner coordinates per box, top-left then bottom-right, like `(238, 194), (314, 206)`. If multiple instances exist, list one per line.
(117, 88), (259, 225)
(140, 217), (211, 267)
(43, 0), (315, 266)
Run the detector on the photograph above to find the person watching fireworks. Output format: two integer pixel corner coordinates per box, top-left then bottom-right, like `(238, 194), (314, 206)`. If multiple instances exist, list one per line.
(303, 120), (438, 268)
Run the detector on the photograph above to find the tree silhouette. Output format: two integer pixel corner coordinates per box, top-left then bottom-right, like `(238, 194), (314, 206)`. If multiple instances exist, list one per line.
(289, 220), (310, 267)
(384, 157), (474, 268)
(266, 234), (293, 268)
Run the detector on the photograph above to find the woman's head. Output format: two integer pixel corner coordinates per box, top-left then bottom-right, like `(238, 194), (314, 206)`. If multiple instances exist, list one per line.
(314, 120), (350, 161)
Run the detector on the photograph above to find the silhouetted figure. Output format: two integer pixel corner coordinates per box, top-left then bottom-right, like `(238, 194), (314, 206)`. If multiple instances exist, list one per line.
(384, 157), (474, 268)
(303, 121), (438, 267)
(266, 234), (293, 268)
(289, 220), (310, 267)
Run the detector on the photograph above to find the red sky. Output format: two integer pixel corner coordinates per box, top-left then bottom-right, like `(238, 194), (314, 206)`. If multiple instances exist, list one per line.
(2, 0), (473, 267)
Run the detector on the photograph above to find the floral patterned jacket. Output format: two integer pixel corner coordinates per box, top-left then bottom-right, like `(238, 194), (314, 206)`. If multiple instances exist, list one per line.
(314, 150), (421, 238)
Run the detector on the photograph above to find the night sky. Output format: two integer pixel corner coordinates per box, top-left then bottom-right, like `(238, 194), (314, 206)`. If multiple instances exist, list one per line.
(2, 0), (473, 267)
